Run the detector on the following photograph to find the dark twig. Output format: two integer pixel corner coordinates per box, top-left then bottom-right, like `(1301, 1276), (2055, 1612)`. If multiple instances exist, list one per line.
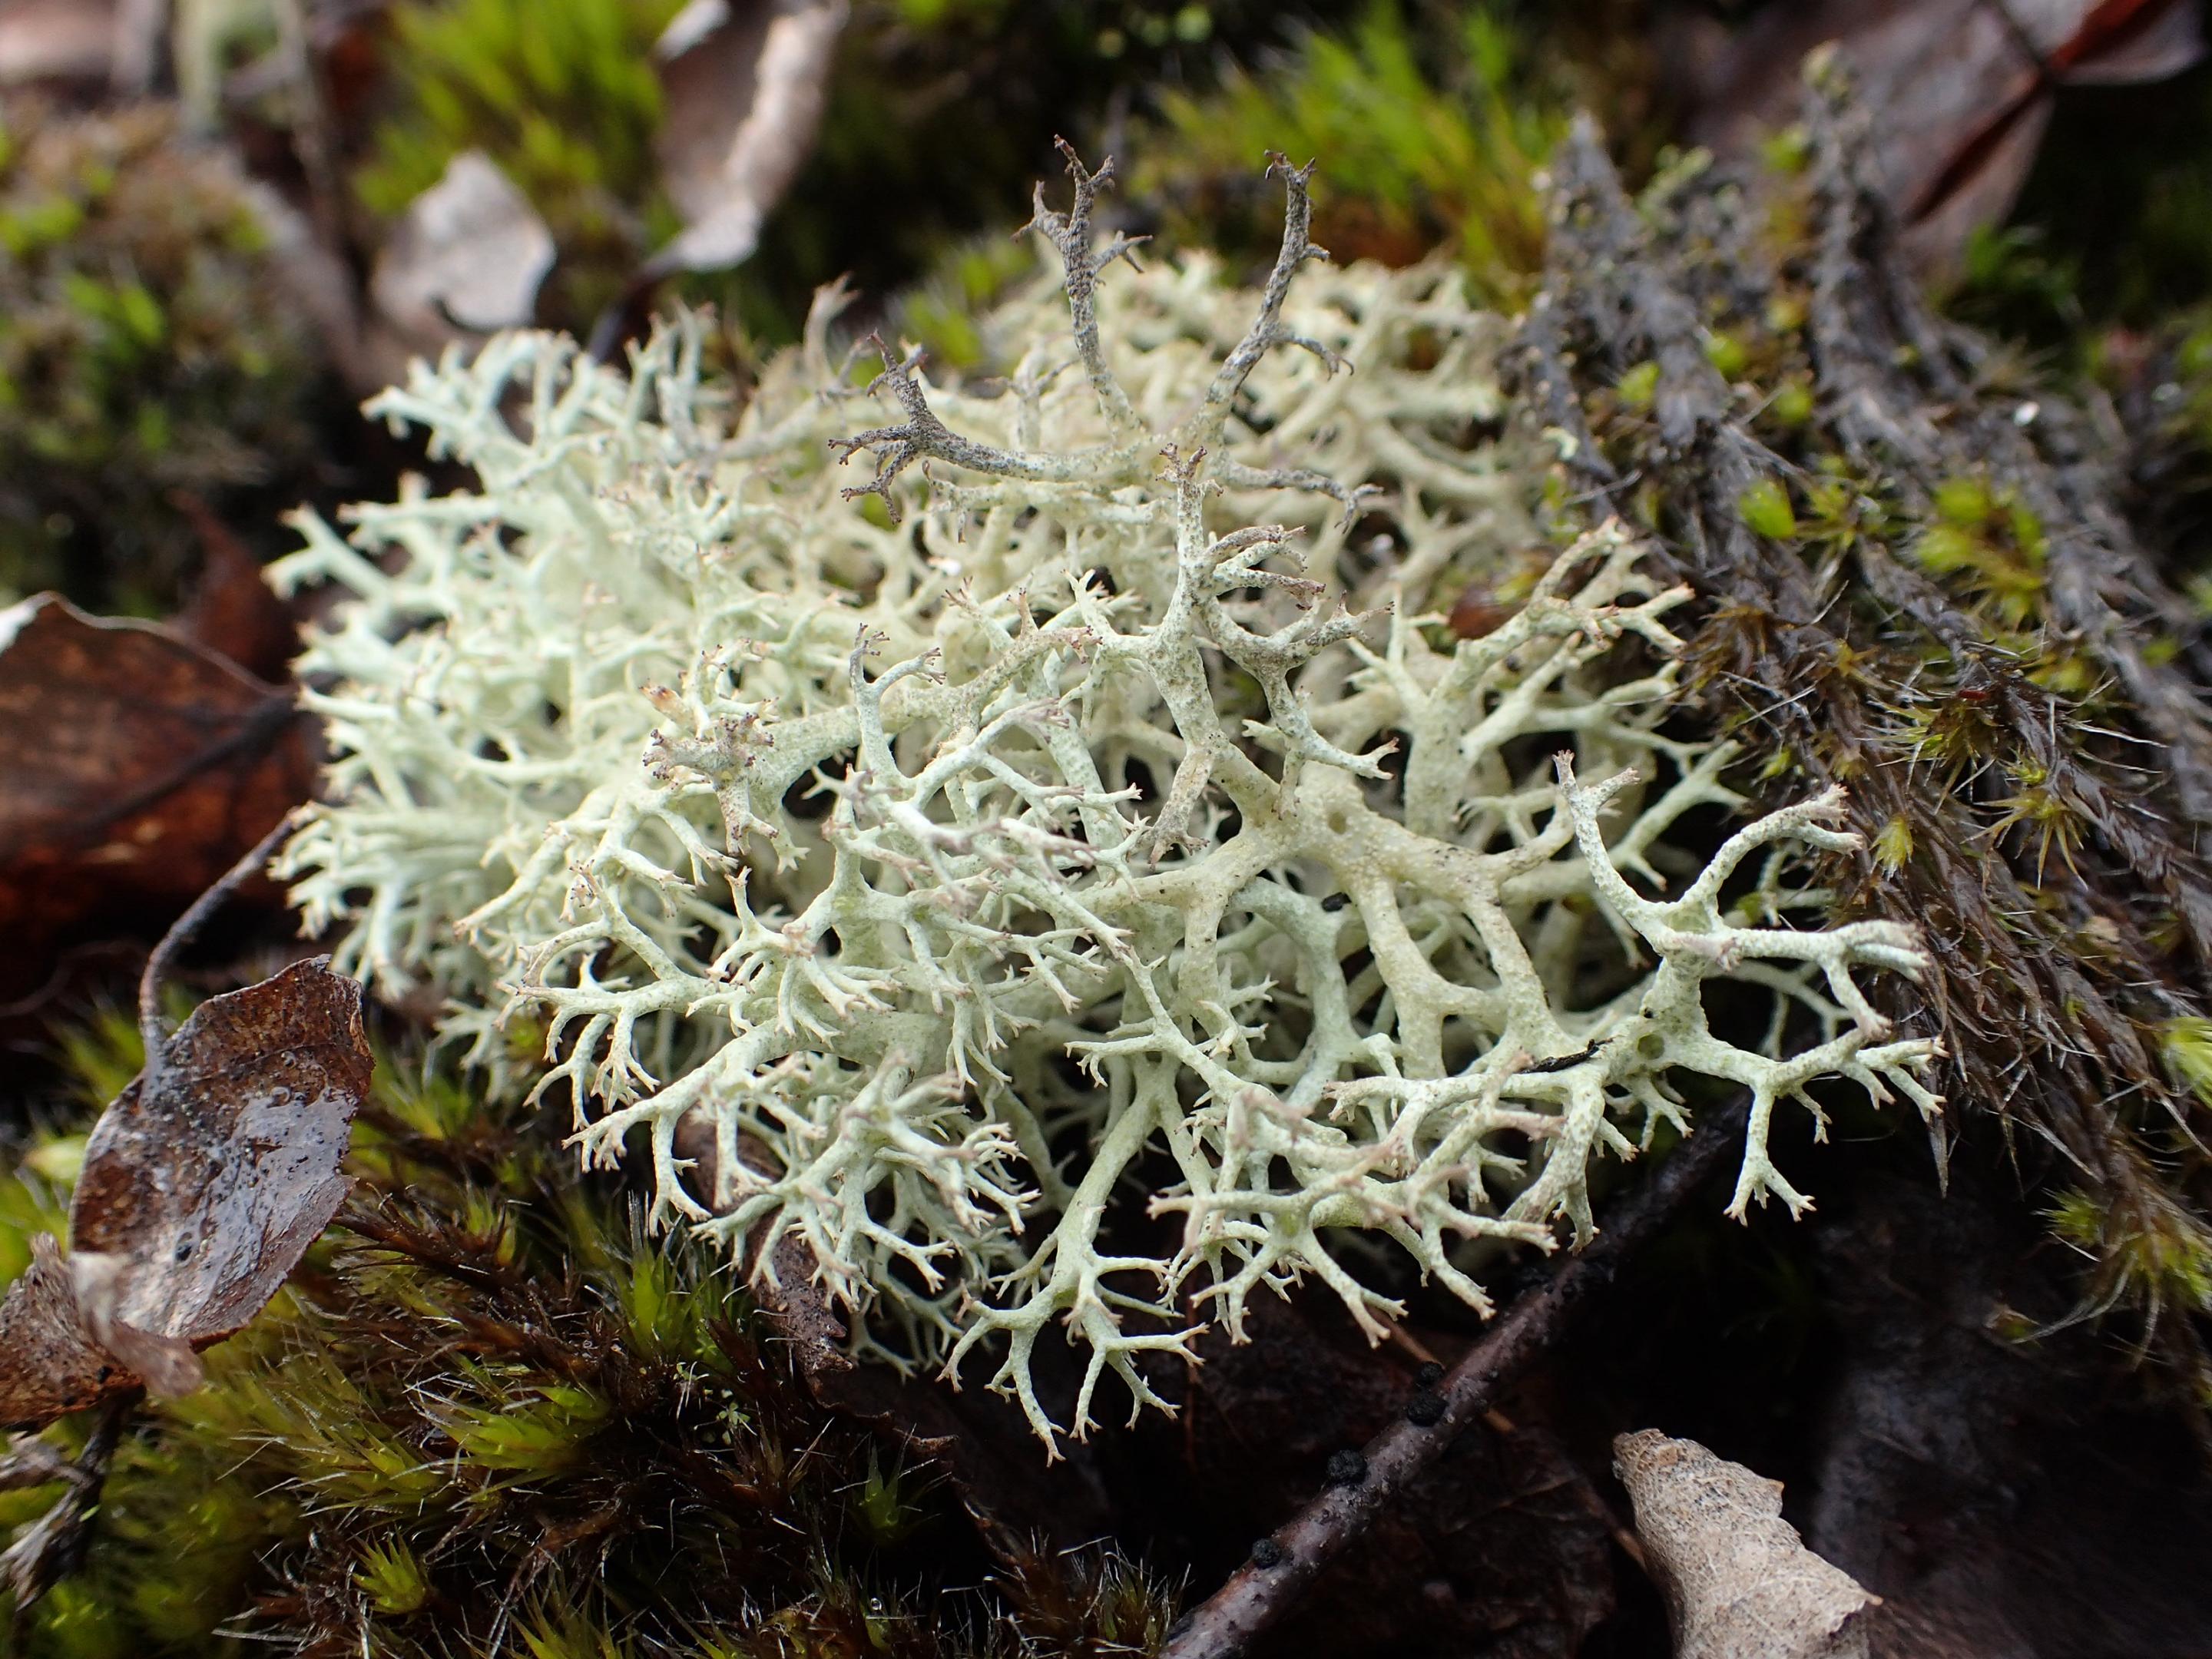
(2, 1389), (138, 1624)
(1161, 1093), (1753, 1659)
(137, 810), (300, 1081)
(1018, 137), (1149, 435)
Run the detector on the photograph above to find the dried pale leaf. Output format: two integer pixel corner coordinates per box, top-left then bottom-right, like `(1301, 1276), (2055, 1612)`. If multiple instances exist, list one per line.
(647, 0), (846, 276)
(0, 0), (116, 84)
(369, 148), (555, 345)
(1614, 1429), (1876, 1659)
(0, 961), (372, 1429)
(0, 595), (312, 1008)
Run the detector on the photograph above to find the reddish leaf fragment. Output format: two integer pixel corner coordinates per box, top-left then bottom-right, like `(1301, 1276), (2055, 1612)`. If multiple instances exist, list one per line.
(1684, 0), (2203, 267)
(0, 594), (313, 1008)
(1447, 584), (1512, 640)
(170, 492), (300, 683)
(0, 960), (372, 1430)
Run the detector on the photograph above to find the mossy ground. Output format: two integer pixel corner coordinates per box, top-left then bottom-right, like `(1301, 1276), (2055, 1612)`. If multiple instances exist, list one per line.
(1520, 83), (2212, 1413)
(0, 103), (330, 614)
(0, 1009), (1172, 1657)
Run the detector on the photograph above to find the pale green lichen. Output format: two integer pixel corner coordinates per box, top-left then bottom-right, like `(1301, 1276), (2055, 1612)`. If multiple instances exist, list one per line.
(274, 151), (1940, 1444)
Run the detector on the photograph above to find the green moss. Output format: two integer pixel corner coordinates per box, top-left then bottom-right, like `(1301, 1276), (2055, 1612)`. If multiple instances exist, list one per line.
(1764, 377), (1814, 429)
(1703, 328), (1750, 380)
(1737, 477), (1798, 541)
(0, 101), (326, 611)
(1871, 814), (1914, 878)
(359, 0), (687, 328)
(2050, 1183), (2212, 1316)
(886, 229), (1037, 372)
(1908, 476), (2046, 628)
(353, 1539), (431, 1618)
(2, 1032), (1174, 1656)
(2166, 1018), (2212, 1107)
(1614, 359), (1658, 409)
(1135, 0), (1561, 298)
(0, 1151), (68, 1326)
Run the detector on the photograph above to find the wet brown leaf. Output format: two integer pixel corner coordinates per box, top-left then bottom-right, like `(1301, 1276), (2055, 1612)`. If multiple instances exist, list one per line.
(647, 0), (848, 276)
(1684, 0), (2204, 267)
(170, 493), (299, 684)
(0, 594), (313, 1009)
(0, 960), (372, 1429)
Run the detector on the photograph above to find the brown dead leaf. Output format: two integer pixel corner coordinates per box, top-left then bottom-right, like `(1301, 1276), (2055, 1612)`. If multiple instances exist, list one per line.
(1614, 1429), (1877, 1659)
(1683, 0), (2204, 268)
(171, 492), (299, 683)
(0, 959), (372, 1429)
(0, 594), (313, 1009)
(646, 0), (848, 276)
(674, 1111), (851, 1379)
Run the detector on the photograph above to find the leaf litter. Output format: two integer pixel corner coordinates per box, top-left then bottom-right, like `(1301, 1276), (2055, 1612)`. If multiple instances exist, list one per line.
(0, 820), (373, 1616)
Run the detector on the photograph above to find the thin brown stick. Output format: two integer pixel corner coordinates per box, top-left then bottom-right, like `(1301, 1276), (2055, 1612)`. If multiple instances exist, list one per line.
(1160, 1093), (1753, 1659)
(137, 811), (300, 1076)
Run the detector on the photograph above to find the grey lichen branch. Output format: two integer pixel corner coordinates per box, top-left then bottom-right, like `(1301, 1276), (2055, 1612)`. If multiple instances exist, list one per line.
(1202, 154), (1349, 418)
(827, 333), (1089, 518)
(1016, 137), (1151, 436)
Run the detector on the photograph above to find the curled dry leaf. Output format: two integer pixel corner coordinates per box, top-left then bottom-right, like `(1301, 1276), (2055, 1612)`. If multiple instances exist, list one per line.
(1684, 0), (2204, 267)
(1614, 1429), (1877, 1659)
(0, 594), (313, 1010)
(0, 960), (373, 1429)
(647, 0), (848, 276)
(368, 148), (556, 356)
